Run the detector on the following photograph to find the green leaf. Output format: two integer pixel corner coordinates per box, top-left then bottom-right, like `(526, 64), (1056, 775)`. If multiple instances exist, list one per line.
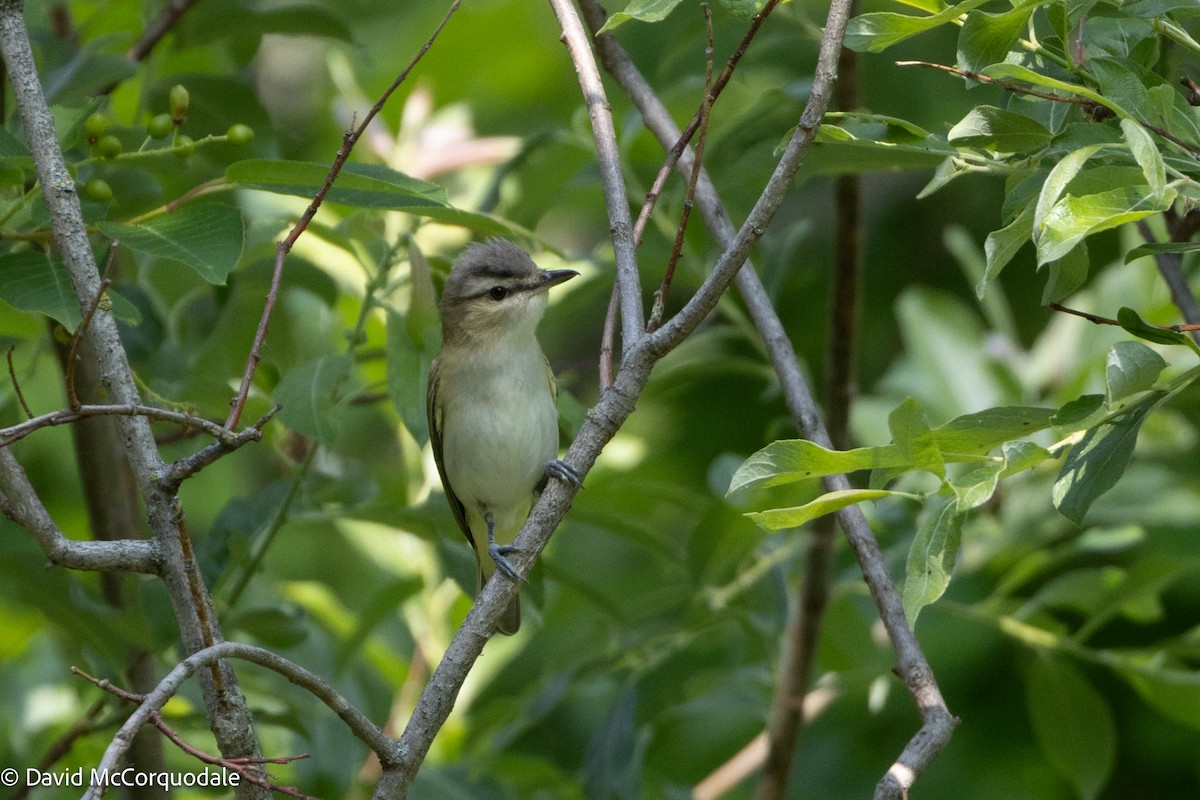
(1052, 394), (1106, 435)
(1105, 341), (1167, 405)
(227, 160), (446, 207)
(1125, 241), (1200, 264)
(1034, 145), (1103, 242)
(0, 250), (80, 329)
(228, 605), (309, 648)
(949, 461), (1003, 510)
(956, 5), (1034, 73)
(1001, 439), (1053, 475)
(387, 308), (438, 447)
(1088, 57), (1159, 124)
(1041, 243), (1090, 305)
(1117, 306), (1200, 353)
(844, 0), (990, 53)
(903, 494), (965, 625)
(1117, 660), (1200, 732)
(729, 440), (908, 494)
(1120, 118), (1166, 201)
(746, 489), (916, 531)
(1037, 185), (1174, 265)
(1025, 656), (1116, 800)
(947, 105), (1052, 153)
(889, 397), (945, 478)
(98, 204), (245, 285)
(597, 0), (685, 32)
(1052, 394), (1163, 525)
(931, 405), (1057, 454)
(981, 199), (1035, 294)
(983, 63), (1122, 116)
(274, 354), (353, 446)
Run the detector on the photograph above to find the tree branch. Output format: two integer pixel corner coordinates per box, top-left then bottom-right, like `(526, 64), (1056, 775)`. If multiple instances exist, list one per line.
(0, 447), (160, 573)
(579, 3), (956, 798)
(86, 642), (399, 800)
(548, 0), (644, 356)
(379, 1), (860, 795)
(0, 2), (268, 789)
(125, 0), (199, 62)
(0, 403), (258, 449)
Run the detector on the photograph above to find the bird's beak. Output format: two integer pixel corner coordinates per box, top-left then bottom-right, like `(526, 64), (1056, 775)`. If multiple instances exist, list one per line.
(537, 268), (579, 291)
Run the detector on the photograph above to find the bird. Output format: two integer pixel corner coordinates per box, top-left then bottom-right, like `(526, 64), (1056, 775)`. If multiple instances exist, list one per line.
(426, 239), (580, 634)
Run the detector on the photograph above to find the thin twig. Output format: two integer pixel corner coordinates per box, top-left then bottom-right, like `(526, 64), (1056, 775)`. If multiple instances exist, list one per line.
(65, 276), (112, 411)
(647, 3), (715, 333)
(125, 0), (200, 62)
(160, 405), (282, 489)
(6, 345), (32, 418)
(599, 286), (620, 389)
(1, 403), (255, 449)
(1138, 217), (1200, 343)
(549, 0), (644, 359)
(1050, 301), (1200, 330)
(224, 0), (462, 430)
(632, 0), (783, 244)
(87, 642), (398, 800)
(73, 667), (316, 800)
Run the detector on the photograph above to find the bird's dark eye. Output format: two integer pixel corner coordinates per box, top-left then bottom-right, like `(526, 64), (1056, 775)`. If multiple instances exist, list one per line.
(488, 286), (508, 301)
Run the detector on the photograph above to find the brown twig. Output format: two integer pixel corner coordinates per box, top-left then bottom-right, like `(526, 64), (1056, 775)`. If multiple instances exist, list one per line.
(1181, 75), (1200, 107)
(6, 346), (32, 418)
(1, 403), (257, 449)
(647, 4), (715, 333)
(72, 667), (315, 800)
(224, 0), (462, 430)
(599, 287), (620, 389)
(1050, 301), (1200, 330)
(631, 0), (783, 244)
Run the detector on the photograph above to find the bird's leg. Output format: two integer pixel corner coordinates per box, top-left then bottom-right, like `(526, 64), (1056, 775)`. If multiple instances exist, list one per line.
(543, 459), (583, 488)
(486, 510), (526, 583)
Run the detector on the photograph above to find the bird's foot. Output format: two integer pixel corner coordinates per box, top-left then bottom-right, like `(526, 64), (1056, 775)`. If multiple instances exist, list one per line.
(545, 458), (583, 488)
(488, 541), (527, 583)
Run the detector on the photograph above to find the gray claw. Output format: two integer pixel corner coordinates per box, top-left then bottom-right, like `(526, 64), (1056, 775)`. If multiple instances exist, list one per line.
(489, 543), (526, 583)
(545, 458), (583, 487)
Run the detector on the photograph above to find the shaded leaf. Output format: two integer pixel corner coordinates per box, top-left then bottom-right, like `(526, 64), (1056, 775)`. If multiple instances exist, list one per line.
(950, 461), (1003, 510)
(1025, 655), (1116, 800)
(1125, 241), (1200, 264)
(1053, 394), (1163, 525)
(98, 204), (245, 285)
(274, 354), (353, 446)
(1105, 341), (1166, 405)
(1117, 306), (1200, 353)
(931, 405), (1056, 454)
(387, 309), (438, 447)
(227, 160), (445, 207)
(889, 397), (945, 478)
(957, 5), (1033, 72)
(903, 494), (965, 624)
(948, 105), (1051, 153)
(0, 250), (80, 329)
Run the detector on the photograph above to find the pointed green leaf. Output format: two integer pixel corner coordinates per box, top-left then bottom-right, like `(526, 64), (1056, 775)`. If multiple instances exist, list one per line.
(982, 63), (1122, 116)
(1025, 656), (1116, 800)
(1041, 243), (1090, 305)
(1037, 185), (1174, 265)
(98, 204), (245, 285)
(903, 494), (965, 625)
(1120, 118), (1167, 201)
(981, 199), (1035, 294)
(947, 105), (1051, 153)
(956, 5), (1033, 72)
(729, 440), (908, 494)
(931, 405), (1057, 454)
(387, 309), (438, 447)
(1105, 341), (1167, 405)
(597, 0), (685, 32)
(1125, 241), (1200, 264)
(949, 461), (1003, 511)
(1053, 394), (1163, 525)
(1117, 306), (1200, 353)
(227, 160), (445, 207)
(844, 0), (990, 53)
(1034, 145), (1104, 241)
(746, 489), (915, 531)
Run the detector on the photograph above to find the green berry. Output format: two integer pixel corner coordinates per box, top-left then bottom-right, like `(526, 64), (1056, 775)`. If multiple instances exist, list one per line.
(226, 123), (254, 145)
(147, 113), (173, 139)
(96, 135), (122, 158)
(174, 135), (195, 157)
(84, 113), (109, 140)
(82, 178), (112, 203)
(168, 84), (189, 124)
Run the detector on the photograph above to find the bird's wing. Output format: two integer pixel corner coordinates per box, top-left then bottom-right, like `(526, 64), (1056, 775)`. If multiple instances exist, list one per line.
(543, 351), (558, 405)
(427, 356), (475, 557)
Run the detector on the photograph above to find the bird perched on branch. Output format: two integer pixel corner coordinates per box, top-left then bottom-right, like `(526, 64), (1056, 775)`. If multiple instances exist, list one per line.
(427, 239), (580, 634)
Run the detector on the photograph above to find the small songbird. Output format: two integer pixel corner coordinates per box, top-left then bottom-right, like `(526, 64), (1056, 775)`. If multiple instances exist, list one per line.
(427, 239), (580, 634)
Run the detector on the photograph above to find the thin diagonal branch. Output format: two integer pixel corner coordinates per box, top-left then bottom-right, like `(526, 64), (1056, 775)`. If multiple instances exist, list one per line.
(1136, 218), (1200, 342)
(87, 642), (399, 800)
(548, 0), (643, 357)
(126, 0), (200, 62)
(0, 403), (254, 449)
(225, 0), (462, 430)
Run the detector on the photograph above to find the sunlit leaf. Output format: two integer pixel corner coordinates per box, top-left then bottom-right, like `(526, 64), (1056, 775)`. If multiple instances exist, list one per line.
(1105, 341), (1166, 406)
(947, 105), (1052, 153)
(903, 494), (965, 624)
(889, 397), (945, 478)
(747, 489), (917, 531)
(597, 0), (685, 32)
